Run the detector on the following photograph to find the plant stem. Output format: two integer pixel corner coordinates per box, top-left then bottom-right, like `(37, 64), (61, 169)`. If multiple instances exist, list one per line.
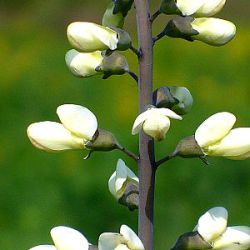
(153, 30), (166, 45)
(117, 145), (139, 161)
(134, 1), (155, 250)
(127, 70), (139, 84)
(150, 10), (161, 23)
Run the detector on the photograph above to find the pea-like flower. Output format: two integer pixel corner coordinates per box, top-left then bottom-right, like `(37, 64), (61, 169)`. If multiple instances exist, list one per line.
(132, 107), (182, 141)
(195, 112), (250, 160)
(108, 159), (139, 200)
(29, 226), (90, 250)
(98, 224), (144, 250)
(27, 104), (98, 152)
(191, 18), (236, 46)
(67, 22), (131, 52)
(195, 207), (250, 250)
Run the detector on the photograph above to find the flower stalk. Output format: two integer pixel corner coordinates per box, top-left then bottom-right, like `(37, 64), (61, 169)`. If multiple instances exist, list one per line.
(134, 0), (155, 250)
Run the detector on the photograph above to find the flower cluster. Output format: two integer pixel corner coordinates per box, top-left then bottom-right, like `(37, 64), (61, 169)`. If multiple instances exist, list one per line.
(66, 21), (131, 79)
(161, 0), (236, 46)
(29, 225), (144, 250)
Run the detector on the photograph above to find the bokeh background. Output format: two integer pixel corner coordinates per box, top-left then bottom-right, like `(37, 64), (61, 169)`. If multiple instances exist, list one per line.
(0, 0), (249, 249)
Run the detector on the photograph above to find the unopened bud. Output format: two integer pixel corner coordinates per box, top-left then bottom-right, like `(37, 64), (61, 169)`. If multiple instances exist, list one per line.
(118, 182), (139, 211)
(113, 0), (134, 17)
(85, 129), (120, 151)
(110, 27), (132, 51)
(153, 87), (178, 109)
(169, 86), (193, 115)
(173, 135), (205, 158)
(96, 52), (129, 79)
(171, 231), (212, 250)
(102, 2), (125, 28)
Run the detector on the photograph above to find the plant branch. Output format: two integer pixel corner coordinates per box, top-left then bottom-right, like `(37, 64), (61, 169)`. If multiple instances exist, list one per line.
(134, 0), (155, 250)
(127, 70), (139, 84)
(150, 10), (161, 23)
(153, 30), (166, 45)
(155, 154), (175, 168)
(117, 145), (139, 161)
(130, 45), (142, 58)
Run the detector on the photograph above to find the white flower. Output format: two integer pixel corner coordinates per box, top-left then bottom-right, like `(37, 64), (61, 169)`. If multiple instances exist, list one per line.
(67, 22), (119, 52)
(194, 112), (250, 160)
(29, 226), (90, 250)
(213, 226), (250, 250)
(108, 159), (139, 200)
(132, 107), (182, 141)
(195, 207), (228, 243)
(195, 0), (226, 17)
(65, 49), (103, 78)
(174, 0), (226, 16)
(193, 207), (250, 250)
(98, 225), (144, 250)
(27, 104), (98, 152)
(191, 18), (236, 46)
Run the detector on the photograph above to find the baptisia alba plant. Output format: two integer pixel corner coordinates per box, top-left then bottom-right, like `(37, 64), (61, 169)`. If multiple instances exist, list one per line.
(132, 106), (182, 141)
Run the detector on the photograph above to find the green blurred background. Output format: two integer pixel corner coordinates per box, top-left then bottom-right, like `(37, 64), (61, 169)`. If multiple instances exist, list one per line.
(0, 0), (249, 249)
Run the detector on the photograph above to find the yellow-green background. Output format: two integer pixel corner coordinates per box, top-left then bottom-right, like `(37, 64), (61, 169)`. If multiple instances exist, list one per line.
(0, 1), (249, 249)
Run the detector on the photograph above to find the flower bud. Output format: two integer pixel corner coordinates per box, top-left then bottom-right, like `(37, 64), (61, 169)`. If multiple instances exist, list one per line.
(191, 18), (236, 46)
(27, 122), (84, 152)
(171, 231), (212, 250)
(195, 207), (228, 243)
(213, 226), (250, 250)
(67, 22), (131, 52)
(96, 51), (129, 79)
(112, 0), (134, 17)
(169, 86), (193, 115)
(65, 49), (103, 78)
(153, 86), (179, 109)
(160, 0), (181, 15)
(132, 107), (182, 141)
(102, 2), (125, 28)
(108, 159), (139, 200)
(85, 129), (120, 152)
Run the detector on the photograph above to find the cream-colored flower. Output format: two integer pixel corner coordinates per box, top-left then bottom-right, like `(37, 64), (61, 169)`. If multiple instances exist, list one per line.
(191, 18), (236, 46)
(65, 49), (103, 78)
(67, 22), (119, 52)
(29, 226), (90, 250)
(175, 0), (205, 16)
(195, 112), (250, 160)
(213, 226), (250, 250)
(132, 107), (182, 141)
(108, 159), (138, 200)
(195, 207), (228, 243)
(98, 225), (144, 250)
(27, 104), (98, 152)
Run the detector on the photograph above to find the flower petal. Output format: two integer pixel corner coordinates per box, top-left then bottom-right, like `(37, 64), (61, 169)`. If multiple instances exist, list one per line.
(57, 104), (98, 141)
(120, 225), (144, 250)
(51, 226), (89, 250)
(196, 207), (228, 242)
(115, 159), (128, 195)
(27, 121), (84, 152)
(108, 171), (117, 199)
(195, 112), (236, 148)
(65, 49), (103, 78)
(213, 226), (250, 250)
(156, 108), (182, 120)
(67, 22), (118, 52)
(195, 0), (226, 17)
(207, 128), (250, 159)
(191, 18), (236, 46)
(98, 233), (125, 250)
(29, 246), (57, 250)
(176, 0), (205, 16)
(132, 109), (153, 135)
